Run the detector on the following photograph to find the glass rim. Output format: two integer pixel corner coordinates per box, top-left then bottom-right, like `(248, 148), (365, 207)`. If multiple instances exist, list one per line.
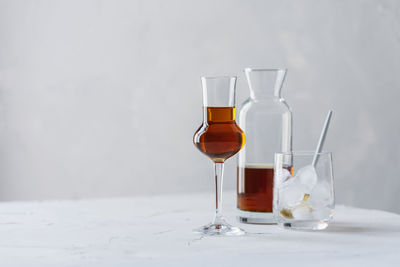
(244, 68), (287, 72)
(275, 151), (332, 156)
(201, 75), (237, 80)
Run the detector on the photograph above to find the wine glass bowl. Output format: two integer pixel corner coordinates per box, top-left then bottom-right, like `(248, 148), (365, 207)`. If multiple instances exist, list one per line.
(194, 107), (245, 163)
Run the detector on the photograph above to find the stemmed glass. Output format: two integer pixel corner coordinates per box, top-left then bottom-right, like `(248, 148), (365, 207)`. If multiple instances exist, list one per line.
(193, 76), (245, 236)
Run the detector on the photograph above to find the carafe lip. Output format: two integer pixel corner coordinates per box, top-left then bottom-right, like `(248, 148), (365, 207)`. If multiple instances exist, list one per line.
(201, 75), (237, 80)
(244, 68), (287, 72)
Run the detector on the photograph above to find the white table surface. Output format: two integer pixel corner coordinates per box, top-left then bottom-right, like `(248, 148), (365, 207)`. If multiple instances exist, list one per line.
(0, 191), (399, 267)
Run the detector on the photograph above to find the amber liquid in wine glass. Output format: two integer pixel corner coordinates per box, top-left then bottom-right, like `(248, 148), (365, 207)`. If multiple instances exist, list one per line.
(194, 107), (245, 163)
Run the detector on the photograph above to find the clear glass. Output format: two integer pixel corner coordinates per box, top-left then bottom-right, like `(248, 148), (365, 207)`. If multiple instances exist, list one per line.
(237, 68), (292, 224)
(193, 76), (245, 236)
(274, 151), (335, 230)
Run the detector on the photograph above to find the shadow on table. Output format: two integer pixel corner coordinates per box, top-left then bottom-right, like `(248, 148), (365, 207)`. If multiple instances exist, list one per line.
(325, 221), (400, 234)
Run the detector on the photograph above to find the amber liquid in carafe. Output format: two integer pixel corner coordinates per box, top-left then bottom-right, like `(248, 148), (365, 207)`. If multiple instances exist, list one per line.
(193, 107), (245, 163)
(237, 165), (293, 212)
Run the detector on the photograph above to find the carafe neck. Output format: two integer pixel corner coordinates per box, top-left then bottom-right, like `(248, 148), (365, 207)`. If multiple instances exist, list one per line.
(245, 68), (287, 100)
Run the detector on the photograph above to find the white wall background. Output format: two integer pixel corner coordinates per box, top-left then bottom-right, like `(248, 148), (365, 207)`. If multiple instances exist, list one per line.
(0, 0), (399, 213)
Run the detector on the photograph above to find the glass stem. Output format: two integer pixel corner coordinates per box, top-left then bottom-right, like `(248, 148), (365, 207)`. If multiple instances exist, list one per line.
(213, 162), (225, 225)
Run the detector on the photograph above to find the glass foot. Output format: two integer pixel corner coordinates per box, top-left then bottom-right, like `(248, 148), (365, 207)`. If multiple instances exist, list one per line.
(193, 222), (245, 236)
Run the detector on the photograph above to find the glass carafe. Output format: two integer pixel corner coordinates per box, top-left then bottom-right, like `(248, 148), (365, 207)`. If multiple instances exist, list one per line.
(237, 68), (292, 224)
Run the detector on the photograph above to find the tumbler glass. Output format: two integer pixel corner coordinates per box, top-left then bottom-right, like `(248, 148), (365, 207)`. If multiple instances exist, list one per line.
(274, 151), (334, 230)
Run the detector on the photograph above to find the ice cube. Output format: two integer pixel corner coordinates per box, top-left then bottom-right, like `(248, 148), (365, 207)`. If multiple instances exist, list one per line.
(278, 179), (307, 208)
(292, 203), (312, 220)
(311, 208), (332, 221)
(295, 165), (317, 193)
(275, 168), (291, 186)
(308, 180), (332, 209)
